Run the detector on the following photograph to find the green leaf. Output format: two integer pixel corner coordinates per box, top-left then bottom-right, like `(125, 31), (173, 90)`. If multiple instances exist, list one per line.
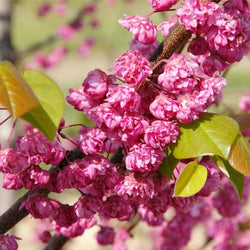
(228, 135), (250, 176)
(171, 113), (239, 159)
(211, 156), (244, 200)
(158, 151), (179, 179)
(174, 161), (208, 197)
(0, 61), (39, 118)
(21, 70), (65, 141)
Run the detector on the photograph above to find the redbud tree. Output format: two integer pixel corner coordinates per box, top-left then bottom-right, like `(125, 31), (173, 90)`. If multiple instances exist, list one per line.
(0, 0), (250, 249)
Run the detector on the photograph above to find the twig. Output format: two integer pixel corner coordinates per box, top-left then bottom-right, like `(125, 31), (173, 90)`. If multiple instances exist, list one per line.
(44, 234), (69, 250)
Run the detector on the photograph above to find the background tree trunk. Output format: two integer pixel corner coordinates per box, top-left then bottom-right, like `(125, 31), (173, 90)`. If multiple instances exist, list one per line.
(0, 0), (16, 216)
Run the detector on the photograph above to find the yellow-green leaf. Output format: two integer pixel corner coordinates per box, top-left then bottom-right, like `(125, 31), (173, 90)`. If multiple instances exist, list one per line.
(171, 113), (239, 159)
(0, 61), (39, 118)
(174, 161), (207, 197)
(22, 70), (65, 141)
(228, 135), (250, 176)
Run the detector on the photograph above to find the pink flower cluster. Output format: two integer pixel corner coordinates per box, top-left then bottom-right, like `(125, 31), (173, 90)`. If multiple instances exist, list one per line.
(0, 128), (65, 190)
(177, 0), (250, 75)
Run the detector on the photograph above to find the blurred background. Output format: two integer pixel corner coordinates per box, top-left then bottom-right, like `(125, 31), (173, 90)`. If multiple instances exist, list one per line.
(0, 0), (249, 249)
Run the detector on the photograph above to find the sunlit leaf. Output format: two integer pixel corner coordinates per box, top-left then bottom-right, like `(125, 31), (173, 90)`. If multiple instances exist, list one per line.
(228, 135), (250, 176)
(211, 156), (244, 200)
(22, 70), (65, 141)
(171, 113), (239, 159)
(174, 161), (207, 197)
(0, 61), (39, 118)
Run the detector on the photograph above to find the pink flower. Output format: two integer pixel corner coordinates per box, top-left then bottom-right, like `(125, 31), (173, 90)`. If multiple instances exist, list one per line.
(19, 165), (50, 190)
(114, 172), (155, 200)
(37, 3), (51, 17)
(35, 46), (68, 68)
(149, 0), (179, 11)
(78, 38), (96, 56)
(96, 226), (115, 245)
(75, 195), (103, 219)
(93, 103), (122, 130)
(176, 91), (208, 124)
(56, 162), (86, 191)
(212, 181), (242, 217)
(57, 24), (76, 40)
(149, 93), (178, 120)
(67, 86), (99, 112)
(53, 204), (78, 227)
(201, 55), (229, 76)
(125, 143), (165, 172)
(199, 75), (227, 105)
(0, 148), (28, 174)
(54, 4), (66, 15)
(2, 173), (23, 190)
(238, 93), (250, 113)
(78, 155), (110, 180)
(117, 113), (148, 146)
(83, 69), (110, 99)
(0, 234), (20, 250)
(119, 15), (157, 44)
(129, 39), (159, 59)
(55, 217), (97, 238)
(111, 50), (152, 85)
(15, 128), (65, 166)
(188, 36), (208, 56)
(158, 15), (178, 37)
(78, 126), (106, 155)
(21, 193), (58, 219)
(105, 84), (141, 112)
(100, 195), (133, 221)
(144, 120), (180, 150)
(158, 54), (200, 94)
(176, 0), (221, 33)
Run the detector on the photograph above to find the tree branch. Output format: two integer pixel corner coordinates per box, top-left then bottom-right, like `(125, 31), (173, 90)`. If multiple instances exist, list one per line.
(149, 22), (191, 71)
(44, 234), (69, 250)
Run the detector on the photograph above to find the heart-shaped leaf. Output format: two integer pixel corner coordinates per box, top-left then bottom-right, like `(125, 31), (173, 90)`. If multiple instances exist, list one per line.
(22, 70), (65, 141)
(171, 113), (239, 160)
(174, 161), (207, 197)
(0, 61), (39, 118)
(228, 135), (250, 176)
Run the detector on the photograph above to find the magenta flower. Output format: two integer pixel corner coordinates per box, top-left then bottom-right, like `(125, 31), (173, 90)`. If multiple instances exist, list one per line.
(96, 226), (115, 245)
(78, 126), (106, 155)
(144, 120), (180, 150)
(0, 234), (20, 250)
(149, 93), (178, 120)
(105, 84), (141, 112)
(21, 193), (57, 219)
(125, 143), (165, 172)
(129, 39), (159, 59)
(239, 93), (250, 113)
(111, 50), (152, 85)
(83, 69), (110, 99)
(149, 0), (179, 11)
(119, 15), (157, 44)
(57, 24), (76, 40)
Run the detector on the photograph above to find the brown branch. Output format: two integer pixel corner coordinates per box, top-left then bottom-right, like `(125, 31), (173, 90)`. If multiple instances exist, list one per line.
(44, 234), (69, 250)
(0, 188), (49, 235)
(149, 22), (191, 72)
